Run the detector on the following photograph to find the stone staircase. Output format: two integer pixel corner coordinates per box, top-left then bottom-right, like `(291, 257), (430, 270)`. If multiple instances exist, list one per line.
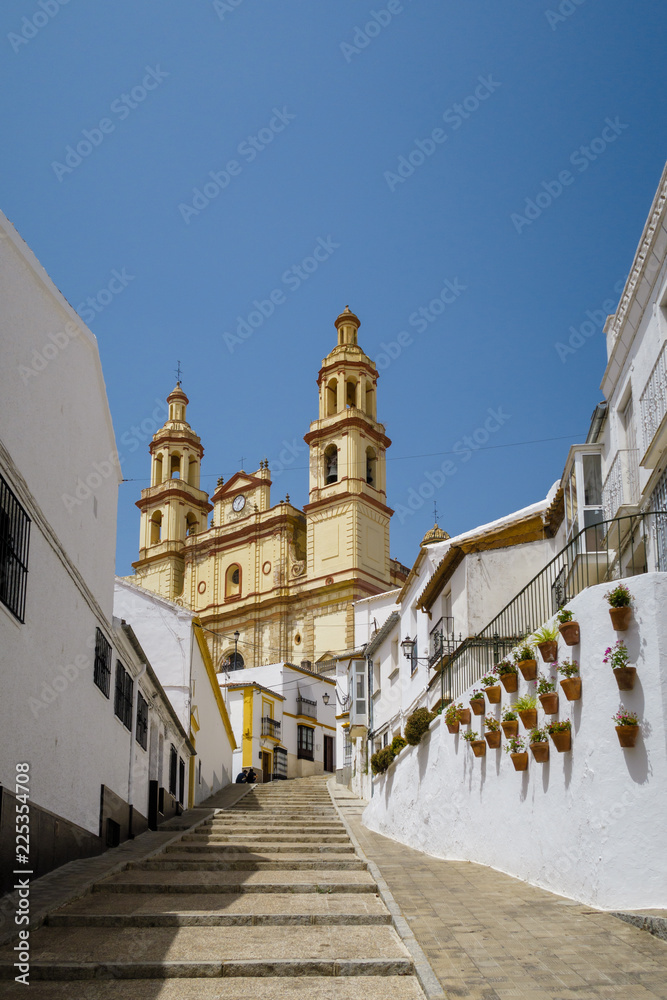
(0, 776), (426, 998)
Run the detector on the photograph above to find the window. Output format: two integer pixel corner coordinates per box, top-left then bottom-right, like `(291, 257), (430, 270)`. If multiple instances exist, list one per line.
(366, 448), (377, 486)
(297, 725), (314, 760)
(0, 474), (31, 623)
(225, 563), (241, 598)
(186, 512), (198, 536)
(170, 454), (181, 479)
(136, 691), (148, 749)
(114, 661), (133, 730)
(178, 757), (185, 805)
(94, 628), (112, 697)
(169, 744), (177, 795)
(324, 445), (338, 484)
(222, 650), (244, 671)
(149, 510), (162, 545)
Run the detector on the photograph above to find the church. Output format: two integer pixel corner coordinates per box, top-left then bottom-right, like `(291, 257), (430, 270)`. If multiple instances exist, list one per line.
(130, 306), (408, 671)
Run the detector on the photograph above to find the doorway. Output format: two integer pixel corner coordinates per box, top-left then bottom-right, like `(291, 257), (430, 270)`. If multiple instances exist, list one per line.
(261, 751), (272, 783)
(324, 735), (335, 773)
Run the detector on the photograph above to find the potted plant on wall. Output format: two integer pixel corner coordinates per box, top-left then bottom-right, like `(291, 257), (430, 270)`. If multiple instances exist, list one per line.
(480, 671), (501, 703)
(528, 727), (549, 762)
(484, 715), (501, 748)
(497, 659), (518, 693)
(557, 607), (580, 646)
(501, 708), (519, 738)
(515, 642), (538, 680)
(603, 640), (636, 690)
(605, 583), (634, 631)
(470, 689), (486, 716)
(457, 704), (471, 725)
(613, 706), (640, 748)
(557, 659), (581, 701)
(537, 674), (558, 715)
(444, 702), (461, 734)
(463, 729), (486, 757)
(504, 735), (528, 770)
(532, 623), (559, 663)
(547, 719), (572, 752)
(515, 692), (538, 730)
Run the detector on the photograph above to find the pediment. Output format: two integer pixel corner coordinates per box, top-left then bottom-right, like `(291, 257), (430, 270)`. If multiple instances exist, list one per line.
(212, 471), (265, 501)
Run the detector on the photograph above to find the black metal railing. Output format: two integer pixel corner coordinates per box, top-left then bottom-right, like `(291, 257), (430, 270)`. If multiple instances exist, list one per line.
(261, 716), (281, 738)
(296, 696), (317, 719)
(428, 616), (463, 666)
(440, 511), (667, 703)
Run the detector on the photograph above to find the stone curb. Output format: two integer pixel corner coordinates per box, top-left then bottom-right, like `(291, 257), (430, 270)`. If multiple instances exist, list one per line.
(0, 785), (254, 947)
(611, 910), (667, 942)
(327, 779), (445, 1000)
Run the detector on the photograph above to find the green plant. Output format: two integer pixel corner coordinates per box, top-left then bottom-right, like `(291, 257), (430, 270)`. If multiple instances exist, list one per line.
(502, 708), (518, 721)
(480, 673), (497, 687)
(497, 659), (517, 675)
(556, 659), (579, 677)
(605, 583), (633, 607)
(603, 641), (630, 670)
(462, 730), (479, 743)
(547, 719), (572, 734)
(529, 727), (548, 744)
(613, 706), (639, 726)
(484, 715), (500, 732)
(532, 622), (559, 643)
(515, 693), (537, 711)
(470, 688), (484, 700)
(557, 608), (573, 623)
(391, 735), (407, 756)
(404, 707), (435, 745)
(537, 674), (555, 694)
(370, 747), (394, 774)
(444, 702), (461, 724)
(504, 735), (526, 753)
(514, 642), (535, 662)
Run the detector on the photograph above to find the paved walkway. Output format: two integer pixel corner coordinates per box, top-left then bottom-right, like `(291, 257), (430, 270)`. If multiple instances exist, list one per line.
(330, 782), (667, 1000)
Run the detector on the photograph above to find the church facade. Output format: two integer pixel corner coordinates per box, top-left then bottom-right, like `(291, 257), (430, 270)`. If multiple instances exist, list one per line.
(130, 307), (408, 670)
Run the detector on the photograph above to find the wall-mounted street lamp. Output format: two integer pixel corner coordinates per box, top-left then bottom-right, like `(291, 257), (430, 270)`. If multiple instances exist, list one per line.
(322, 691), (330, 706)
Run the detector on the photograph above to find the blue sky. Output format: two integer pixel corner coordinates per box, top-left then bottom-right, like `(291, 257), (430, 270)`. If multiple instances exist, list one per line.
(1, 0), (665, 574)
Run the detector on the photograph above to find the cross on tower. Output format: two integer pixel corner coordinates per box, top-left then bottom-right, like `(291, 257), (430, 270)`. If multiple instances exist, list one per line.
(175, 360), (183, 384)
(238, 456), (245, 469)
(433, 500), (439, 524)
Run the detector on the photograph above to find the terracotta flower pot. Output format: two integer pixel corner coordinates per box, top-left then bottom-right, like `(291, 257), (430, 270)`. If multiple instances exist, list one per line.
(613, 666), (637, 691)
(539, 692), (559, 715)
(537, 640), (558, 663)
(457, 708), (471, 725)
(484, 730), (501, 749)
(484, 684), (501, 704)
(511, 752), (528, 771)
(609, 606), (632, 631)
(518, 708), (537, 730)
(615, 725), (639, 748)
(446, 721), (460, 734)
(560, 677), (581, 701)
(470, 698), (485, 716)
(499, 672), (518, 693)
(518, 659), (538, 681)
(530, 741), (549, 763)
(550, 729), (571, 752)
(501, 720), (518, 738)
(559, 621), (580, 646)
(470, 740), (486, 757)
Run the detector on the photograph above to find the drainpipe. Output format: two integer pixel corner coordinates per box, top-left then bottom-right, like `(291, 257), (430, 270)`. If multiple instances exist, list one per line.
(367, 655), (374, 799)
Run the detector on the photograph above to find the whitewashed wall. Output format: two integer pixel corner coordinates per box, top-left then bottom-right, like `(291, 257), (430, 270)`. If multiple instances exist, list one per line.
(363, 573), (667, 910)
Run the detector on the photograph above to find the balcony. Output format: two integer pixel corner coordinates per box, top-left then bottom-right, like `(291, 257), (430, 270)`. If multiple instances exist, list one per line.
(602, 449), (640, 520)
(640, 342), (667, 464)
(428, 617), (462, 667)
(296, 696), (317, 719)
(261, 716), (281, 739)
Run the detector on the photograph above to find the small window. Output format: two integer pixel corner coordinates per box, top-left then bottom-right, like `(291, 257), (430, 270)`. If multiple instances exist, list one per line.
(114, 661), (133, 730)
(136, 692), (148, 749)
(178, 757), (185, 805)
(169, 744), (177, 795)
(0, 474), (31, 623)
(324, 445), (338, 485)
(297, 725), (314, 761)
(366, 448), (377, 486)
(225, 563), (241, 598)
(94, 628), (112, 698)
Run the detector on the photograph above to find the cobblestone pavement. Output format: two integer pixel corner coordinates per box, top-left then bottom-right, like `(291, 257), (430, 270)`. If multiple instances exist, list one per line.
(331, 783), (667, 1000)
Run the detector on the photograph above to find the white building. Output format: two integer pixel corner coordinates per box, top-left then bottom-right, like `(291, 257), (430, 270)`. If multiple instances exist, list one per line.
(114, 578), (237, 805)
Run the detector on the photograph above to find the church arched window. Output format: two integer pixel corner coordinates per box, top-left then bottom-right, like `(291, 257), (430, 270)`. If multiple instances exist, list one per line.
(187, 458), (197, 486)
(153, 454), (163, 486)
(149, 510), (162, 545)
(324, 445), (338, 485)
(220, 650), (244, 672)
(346, 380), (357, 408)
(170, 453), (181, 479)
(366, 448), (377, 487)
(326, 379), (337, 417)
(225, 563), (242, 598)
(186, 512), (198, 536)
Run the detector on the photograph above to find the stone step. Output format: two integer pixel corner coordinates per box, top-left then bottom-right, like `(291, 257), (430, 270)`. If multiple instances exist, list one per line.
(0, 979), (429, 999)
(200, 821), (345, 831)
(180, 834), (351, 845)
(168, 842), (356, 853)
(93, 869), (378, 893)
(132, 855), (367, 871)
(0, 925), (413, 978)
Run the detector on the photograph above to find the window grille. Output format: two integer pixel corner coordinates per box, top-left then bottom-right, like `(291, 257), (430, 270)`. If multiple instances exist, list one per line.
(169, 745), (177, 795)
(114, 661), (133, 730)
(0, 474), (30, 622)
(136, 691), (148, 749)
(178, 758), (185, 805)
(94, 628), (112, 697)
(297, 725), (314, 761)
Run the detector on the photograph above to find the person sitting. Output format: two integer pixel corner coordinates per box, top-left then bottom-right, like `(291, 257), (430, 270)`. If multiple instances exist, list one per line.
(245, 767), (257, 783)
(235, 769), (247, 783)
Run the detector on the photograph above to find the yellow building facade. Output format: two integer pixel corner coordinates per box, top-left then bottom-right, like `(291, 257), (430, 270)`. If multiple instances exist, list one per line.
(130, 307), (408, 670)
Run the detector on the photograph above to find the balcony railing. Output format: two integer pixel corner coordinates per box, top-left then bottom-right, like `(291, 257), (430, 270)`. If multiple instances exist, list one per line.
(640, 341), (667, 452)
(428, 616), (463, 667)
(602, 449), (640, 520)
(296, 696), (317, 719)
(439, 511), (667, 704)
(261, 716), (281, 739)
